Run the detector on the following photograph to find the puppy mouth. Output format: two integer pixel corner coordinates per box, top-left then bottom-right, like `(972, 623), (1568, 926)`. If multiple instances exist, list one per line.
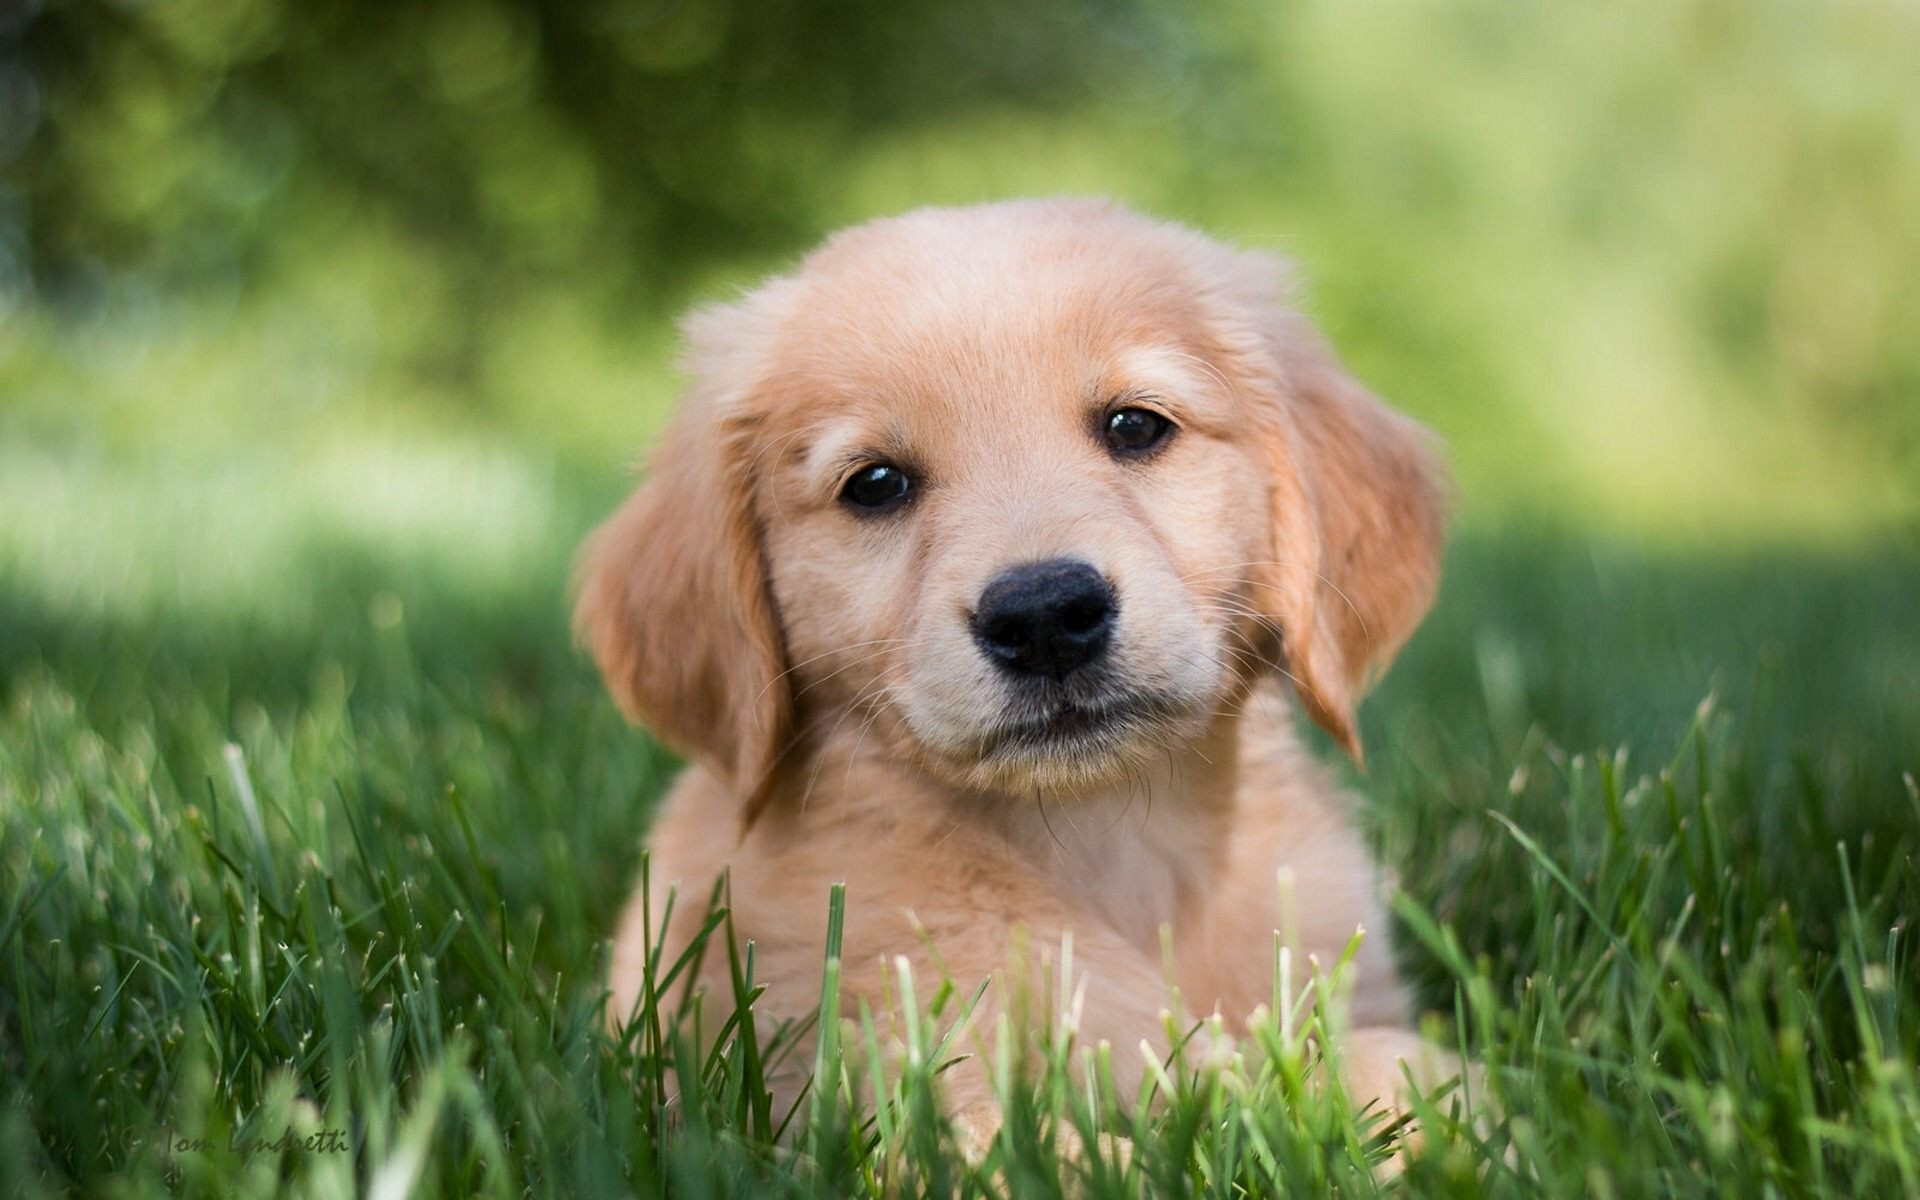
(975, 689), (1191, 759)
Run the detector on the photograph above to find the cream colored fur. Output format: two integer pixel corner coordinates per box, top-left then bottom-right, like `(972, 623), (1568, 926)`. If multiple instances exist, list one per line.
(578, 199), (1452, 1122)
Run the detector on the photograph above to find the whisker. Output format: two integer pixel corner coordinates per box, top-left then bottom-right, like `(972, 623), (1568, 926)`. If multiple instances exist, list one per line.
(797, 662), (910, 814)
(1163, 349), (1242, 404)
(755, 636), (915, 704)
(788, 639), (928, 704)
(1181, 562), (1371, 640)
(1034, 792), (1067, 854)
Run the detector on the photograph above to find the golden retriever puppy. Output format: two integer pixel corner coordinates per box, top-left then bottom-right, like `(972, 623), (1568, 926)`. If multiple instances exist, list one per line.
(578, 199), (1449, 1128)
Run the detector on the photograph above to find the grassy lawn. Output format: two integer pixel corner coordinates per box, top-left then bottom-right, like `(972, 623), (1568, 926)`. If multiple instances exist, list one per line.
(3, 518), (1915, 1197)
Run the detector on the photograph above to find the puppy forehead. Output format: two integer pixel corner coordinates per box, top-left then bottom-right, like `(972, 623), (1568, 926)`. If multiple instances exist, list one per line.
(764, 293), (1233, 450)
(794, 216), (1216, 355)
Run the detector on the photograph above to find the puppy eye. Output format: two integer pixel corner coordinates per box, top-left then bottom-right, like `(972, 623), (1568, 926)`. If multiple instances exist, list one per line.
(1103, 407), (1173, 456)
(841, 463), (913, 510)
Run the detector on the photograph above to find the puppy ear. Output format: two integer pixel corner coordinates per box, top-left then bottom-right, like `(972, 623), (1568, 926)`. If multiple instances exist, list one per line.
(573, 305), (795, 822)
(1250, 307), (1447, 760)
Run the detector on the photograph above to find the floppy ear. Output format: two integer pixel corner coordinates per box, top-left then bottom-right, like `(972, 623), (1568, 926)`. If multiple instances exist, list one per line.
(573, 311), (795, 822)
(1249, 307), (1447, 760)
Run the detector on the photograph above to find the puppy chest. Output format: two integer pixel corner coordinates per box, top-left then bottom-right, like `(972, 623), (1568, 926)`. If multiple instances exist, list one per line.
(1018, 812), (1211, 952)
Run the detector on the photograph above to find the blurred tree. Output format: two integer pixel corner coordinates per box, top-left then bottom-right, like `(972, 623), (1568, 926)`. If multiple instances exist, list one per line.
(0, 0), (1184, 303)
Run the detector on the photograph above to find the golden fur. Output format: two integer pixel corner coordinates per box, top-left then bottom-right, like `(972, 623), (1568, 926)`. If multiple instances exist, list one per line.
(578, 199), (1451, 1120)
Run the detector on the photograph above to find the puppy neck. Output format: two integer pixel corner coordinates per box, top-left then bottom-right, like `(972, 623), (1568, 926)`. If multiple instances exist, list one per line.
(964, 719), (1242, 952)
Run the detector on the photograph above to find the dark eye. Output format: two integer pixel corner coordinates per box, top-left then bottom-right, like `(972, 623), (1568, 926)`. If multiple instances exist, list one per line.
(1103, 407), (1173, 456)
(841, 463), (913, 510)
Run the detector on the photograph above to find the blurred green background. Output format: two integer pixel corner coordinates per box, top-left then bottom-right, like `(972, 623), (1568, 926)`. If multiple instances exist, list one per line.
(3, 0), (1918, 645)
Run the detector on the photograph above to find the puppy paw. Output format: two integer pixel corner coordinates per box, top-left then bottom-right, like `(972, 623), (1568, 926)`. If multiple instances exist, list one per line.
(951, 1101), (1136, 1198)
(950, 1102), (1003, 1165)
(1335, 1026), (1483, 1165)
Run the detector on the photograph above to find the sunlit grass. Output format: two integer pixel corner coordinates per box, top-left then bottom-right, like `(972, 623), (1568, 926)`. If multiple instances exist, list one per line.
(0, 437), (569, 627)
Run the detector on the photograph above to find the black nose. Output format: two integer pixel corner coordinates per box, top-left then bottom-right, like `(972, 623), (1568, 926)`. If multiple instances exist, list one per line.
(970, 559), (1116, 680)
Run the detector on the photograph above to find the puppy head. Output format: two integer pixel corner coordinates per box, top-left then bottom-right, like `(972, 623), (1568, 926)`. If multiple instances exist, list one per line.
(576, 200), (1444, 814)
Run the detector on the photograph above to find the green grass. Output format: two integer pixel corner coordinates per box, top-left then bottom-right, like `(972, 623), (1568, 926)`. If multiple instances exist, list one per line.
(2, 530), (1916, 1198)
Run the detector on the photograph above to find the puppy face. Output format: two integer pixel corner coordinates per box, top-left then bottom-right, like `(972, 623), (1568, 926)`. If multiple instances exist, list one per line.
(578, 201), (1444, 813)
(748, 262), (1271, 795)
